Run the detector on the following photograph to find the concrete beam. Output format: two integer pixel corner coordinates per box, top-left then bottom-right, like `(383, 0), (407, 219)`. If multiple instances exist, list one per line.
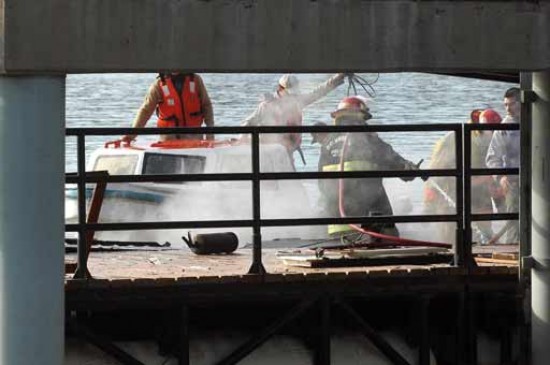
(1, 0), (549, 74)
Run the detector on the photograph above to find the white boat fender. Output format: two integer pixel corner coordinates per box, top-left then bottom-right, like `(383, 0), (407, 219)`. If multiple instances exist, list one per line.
(182, 232), (239, 255)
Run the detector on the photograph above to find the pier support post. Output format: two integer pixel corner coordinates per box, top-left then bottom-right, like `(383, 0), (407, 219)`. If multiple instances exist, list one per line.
(0, 76), (65, 365)
(531, 71), (550, 365)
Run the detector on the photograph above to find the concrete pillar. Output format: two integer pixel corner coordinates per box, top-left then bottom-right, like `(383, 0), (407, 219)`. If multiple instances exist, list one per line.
(0, 76), (65, 364)
(531, 71), (550, 365)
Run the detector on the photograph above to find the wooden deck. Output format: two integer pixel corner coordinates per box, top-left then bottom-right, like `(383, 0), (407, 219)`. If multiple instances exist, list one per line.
(65, 245), (520, 310)
(65, 245), (520, 279)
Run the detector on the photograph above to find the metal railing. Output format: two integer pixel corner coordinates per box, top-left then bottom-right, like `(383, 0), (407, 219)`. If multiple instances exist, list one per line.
(65, 123), (519, 278)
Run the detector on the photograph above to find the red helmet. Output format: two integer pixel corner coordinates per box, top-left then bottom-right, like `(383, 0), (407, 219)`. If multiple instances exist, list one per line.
(479, 109), (502, 124)
(331, 96), (370, 119)
(469, 109), (483, 124)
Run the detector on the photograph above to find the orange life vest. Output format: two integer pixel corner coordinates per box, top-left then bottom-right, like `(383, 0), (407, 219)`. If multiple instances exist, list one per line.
(156, 74), (204, 128)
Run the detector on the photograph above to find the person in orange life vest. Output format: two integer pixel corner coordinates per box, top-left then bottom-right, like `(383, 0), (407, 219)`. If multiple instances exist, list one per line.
(241, 73), (346, 160)
(122, 73), (214, 142)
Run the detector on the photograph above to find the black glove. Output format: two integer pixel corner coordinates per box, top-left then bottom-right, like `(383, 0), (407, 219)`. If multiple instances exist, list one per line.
(401, 160), (422, 182)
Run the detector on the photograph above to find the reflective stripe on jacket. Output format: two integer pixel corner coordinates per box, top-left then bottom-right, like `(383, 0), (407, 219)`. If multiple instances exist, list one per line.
(321, 160), (378, 172)
(156, 74), (203, 128)
(322, 160), (379, 236)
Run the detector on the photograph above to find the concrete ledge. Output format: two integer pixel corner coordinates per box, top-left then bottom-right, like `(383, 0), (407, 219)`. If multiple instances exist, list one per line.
(1, 0), (549, 74)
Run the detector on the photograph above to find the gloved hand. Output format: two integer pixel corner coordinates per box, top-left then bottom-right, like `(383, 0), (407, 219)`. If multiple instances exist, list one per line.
(489, 179), (505, 199)
(335, 73), (347, 85)
(402, 159), (427, 182)
(121, 134), (136, 144)
(400, 161), (418, 182)
(500, 176), (510, 195)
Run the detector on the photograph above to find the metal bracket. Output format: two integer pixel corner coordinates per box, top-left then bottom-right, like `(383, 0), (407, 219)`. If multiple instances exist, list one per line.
(521, 89), (538, 103)
(522, 255), (535, 270)
(522, 256), (550, 270)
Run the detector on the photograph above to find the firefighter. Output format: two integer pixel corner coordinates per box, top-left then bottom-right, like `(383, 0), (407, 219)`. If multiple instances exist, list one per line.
(318, 96), (420, 237)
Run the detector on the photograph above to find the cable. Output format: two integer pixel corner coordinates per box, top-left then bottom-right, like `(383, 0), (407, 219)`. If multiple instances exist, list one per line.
(345, 73), (379, 98)
(337, 133), (452, 249)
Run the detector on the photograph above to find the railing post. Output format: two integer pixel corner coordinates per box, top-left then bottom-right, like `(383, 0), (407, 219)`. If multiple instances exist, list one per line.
(455, 125), (465, 266)
(519, 73), (533, 281)
(519, 72), (533, 365)
(463, 124), (474, 269)
(248, 130), (266, 275)
(74, 132), (92, 279)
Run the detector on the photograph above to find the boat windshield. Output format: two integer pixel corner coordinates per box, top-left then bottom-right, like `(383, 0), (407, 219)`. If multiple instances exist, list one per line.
(142, 153), (206, 175)
(94, 155), (139, 175)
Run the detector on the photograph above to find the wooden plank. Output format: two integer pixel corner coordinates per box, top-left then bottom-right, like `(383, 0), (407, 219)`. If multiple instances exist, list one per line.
(65, 278), (88, 290)
(487, 266), (514, 275)
(130, 278), (165, 288)
(109, 279), (139, 288)
(302, 272), (333, 281)
(470, 266), (492, 275)
(278, 254), (454, 268)
(85, 279), (112, 290)
(429, 266), (452, 276)
(475, 257), (518, 266)
(385, 268), (411, 277)
(65, 261), (77, 274)
(492, 252), (519, 261)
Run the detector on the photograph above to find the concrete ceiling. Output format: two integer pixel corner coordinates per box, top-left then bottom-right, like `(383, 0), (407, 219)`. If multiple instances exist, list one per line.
(0, 0), (548, 74)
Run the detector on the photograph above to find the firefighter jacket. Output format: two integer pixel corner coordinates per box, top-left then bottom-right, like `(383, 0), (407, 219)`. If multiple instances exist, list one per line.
(319, 129), (413, 235)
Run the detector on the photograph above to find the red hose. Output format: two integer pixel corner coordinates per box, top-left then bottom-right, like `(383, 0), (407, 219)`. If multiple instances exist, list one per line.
(337, 133), (451, 249)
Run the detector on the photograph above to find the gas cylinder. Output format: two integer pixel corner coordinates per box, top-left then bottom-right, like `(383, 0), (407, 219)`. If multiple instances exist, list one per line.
(182, 232), (239, 255)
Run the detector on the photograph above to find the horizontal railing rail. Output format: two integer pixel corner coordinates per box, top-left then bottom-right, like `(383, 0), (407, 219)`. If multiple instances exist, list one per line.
(66, 170), (457, 184)
(66, 214), (459, 232)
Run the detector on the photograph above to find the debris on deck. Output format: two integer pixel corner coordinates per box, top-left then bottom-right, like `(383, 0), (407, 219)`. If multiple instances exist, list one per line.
(473, 244), (519, 266)
(276, 247), (453, 268)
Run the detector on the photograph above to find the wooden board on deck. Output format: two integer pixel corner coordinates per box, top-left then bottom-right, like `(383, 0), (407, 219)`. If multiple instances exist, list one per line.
(472, 244), (519, 265)
(277, 247), (454, 268)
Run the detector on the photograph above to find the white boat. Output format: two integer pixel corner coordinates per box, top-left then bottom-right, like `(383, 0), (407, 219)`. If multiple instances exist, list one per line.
(65, 139), (325, 246)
